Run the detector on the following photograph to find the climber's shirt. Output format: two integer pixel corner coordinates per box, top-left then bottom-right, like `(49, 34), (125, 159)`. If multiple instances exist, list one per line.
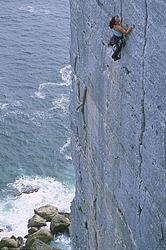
(112, 28), (123, 38)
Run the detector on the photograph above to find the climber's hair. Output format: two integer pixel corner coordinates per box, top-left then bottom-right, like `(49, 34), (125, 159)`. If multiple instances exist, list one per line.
(109, 16), (117, 29)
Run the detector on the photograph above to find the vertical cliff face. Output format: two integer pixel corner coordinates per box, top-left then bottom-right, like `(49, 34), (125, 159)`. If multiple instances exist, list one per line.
(69, 0), (166, 249)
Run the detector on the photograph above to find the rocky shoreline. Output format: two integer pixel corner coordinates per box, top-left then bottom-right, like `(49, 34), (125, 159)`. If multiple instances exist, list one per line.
(0, 205), (71, 250)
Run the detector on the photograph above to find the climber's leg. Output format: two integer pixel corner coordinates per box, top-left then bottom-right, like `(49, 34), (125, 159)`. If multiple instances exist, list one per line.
(112, 39), (123, 61)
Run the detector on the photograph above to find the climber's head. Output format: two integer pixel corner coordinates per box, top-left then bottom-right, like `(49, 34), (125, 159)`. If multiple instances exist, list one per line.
(109, 15), (121, 29)
(115, 15), (121, 24)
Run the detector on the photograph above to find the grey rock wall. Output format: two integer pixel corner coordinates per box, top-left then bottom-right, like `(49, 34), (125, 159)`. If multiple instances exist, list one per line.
(69, 0), (166, 249)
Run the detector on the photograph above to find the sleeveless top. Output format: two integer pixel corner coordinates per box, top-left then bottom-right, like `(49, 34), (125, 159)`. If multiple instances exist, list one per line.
(112, 28), (123, 38)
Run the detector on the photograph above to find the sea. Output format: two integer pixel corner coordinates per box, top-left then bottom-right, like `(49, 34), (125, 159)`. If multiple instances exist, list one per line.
(0, 0), (75, 249)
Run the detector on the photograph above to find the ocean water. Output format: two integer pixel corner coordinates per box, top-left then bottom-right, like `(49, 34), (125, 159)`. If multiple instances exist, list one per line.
(0, 0), (74, 249)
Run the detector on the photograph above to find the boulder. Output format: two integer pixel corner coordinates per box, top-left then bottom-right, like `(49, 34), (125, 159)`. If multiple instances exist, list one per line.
(0, 237), (18, 248)
(9, 235), (23, 248)
(22, 187), (39, 195)
(6, 248), (19, 250)
(58, 212), (71, 221)
(28, 227), (39, 235)
(28, 214), (47, 228)
(30, 239), (52, 250)
(34, 205), (58, 222)
(1, 247), (9, 250)
(10, 235), (17, 241)
(17, 236), (24, 247)
(50, 214), (70, 234)
(20, 247), (26, 250)
(12, 186), (39, 197)
(25, 228), (53, 249)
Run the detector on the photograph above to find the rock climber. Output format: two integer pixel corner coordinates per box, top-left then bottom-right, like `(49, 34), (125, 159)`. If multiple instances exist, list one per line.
(108, 15), (133, 61)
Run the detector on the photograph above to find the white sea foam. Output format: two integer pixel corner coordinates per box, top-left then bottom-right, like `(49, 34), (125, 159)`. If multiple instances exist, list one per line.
(60, 138), (71, 154)
(34, 83), (52, 99)
(11, 100), (22, 107)
(51, 95), (69, 112)
(18, 6), (50, 15)
(30, 110), (47, 121)
(38, 9), (50, 15)
(19, 5), (35, 13)
(0, 100), (22, 110)
(52, 234), (71, 250)
(34, 65), (72, 100)
(0, 176), (74, 239)
(34, 90), (46, 99)
(34, 82), (57, 100)
(0, 103), (9, 110)
(60, 65), (72, 87)
(28, 99), (69, 126)
(28, 110), (55, 127)
(38, 82), (57, 90)
(60, 138), (72, 161)
(65, 155), (72, 161)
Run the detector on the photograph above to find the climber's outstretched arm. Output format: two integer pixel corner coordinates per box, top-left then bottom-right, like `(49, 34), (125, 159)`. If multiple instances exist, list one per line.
(114, 26), (132, 35)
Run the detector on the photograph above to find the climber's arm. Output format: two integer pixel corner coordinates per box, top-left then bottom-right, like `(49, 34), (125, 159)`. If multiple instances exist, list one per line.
(114, 25), (132, 35)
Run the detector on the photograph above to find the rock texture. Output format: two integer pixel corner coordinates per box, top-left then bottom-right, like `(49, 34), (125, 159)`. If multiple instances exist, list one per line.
(28, 214), (47, 228)
(30, 239), (53, 250)
(0, 237), (18, 248)
(25, 228), (53, 249)
(69, 0), (166, 249)
(34, 205), (58, 222)
(28, 227), (39, 235)
(50, 214), (70, 234)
